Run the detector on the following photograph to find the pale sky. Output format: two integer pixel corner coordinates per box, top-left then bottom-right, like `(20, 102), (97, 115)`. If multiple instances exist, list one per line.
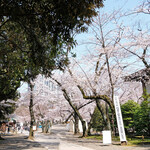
(73, 0), (149, 59)
(104, 0), (141, 11)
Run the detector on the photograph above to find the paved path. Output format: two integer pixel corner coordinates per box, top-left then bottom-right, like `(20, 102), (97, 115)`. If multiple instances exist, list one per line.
(34, 124), (150, 150)
(0, 124), (150, 150)
(0, 133), (47, 150)
(34, 125), (94, 150)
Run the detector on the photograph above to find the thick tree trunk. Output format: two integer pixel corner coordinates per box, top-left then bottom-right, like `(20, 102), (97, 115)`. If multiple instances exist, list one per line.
(96, 100), (110, 130)
(86, 112), (95, 136)
(111, 112), (115, 135)
(28, 82), (35, 140)
(81, 121), (87, 137)
(45, 120), (50, 133)
(74, 112), (79, 134)
(105, 103), (111, 130)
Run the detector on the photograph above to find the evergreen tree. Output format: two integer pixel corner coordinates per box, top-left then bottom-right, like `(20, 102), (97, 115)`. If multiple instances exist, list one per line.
(121, 100), (140, 134)
(134, 94), (150, 136)
(91, 107), (104, 132)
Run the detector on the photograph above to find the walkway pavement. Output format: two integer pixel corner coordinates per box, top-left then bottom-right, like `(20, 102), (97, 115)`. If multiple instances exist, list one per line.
(0, 124), (150, 150)
(34, 124), (150, 150)
(0, 133), (47, 150)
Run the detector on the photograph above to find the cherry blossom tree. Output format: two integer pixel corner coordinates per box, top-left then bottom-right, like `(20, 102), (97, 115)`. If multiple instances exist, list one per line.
(50, 71), (96, 137)
(14, 75), (71, 137)
(64, 7), (148, 134)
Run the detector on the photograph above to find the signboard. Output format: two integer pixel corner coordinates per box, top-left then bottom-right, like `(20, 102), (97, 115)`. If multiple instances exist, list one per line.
(33, 126), (37, 131)
(102, 130), (111, 144)
(114, 96), (127, 142)
(78, 120), (83, 133)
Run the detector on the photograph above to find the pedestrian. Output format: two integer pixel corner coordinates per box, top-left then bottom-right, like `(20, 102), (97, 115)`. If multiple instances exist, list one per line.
(21, 126), (23, 133)
(8, 126), (10, 134)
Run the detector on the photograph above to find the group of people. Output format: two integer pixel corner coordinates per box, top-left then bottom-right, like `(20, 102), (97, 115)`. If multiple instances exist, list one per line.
(0, 122), (10, 135)
(0, 121), (18, 135)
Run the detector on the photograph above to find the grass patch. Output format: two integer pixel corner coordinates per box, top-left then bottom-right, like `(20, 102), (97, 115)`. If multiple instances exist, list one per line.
(85, 135), (119, 141)
(127, 136), (150, 146)
(85, 135), (150, 145)
(85, 135), (102, 140)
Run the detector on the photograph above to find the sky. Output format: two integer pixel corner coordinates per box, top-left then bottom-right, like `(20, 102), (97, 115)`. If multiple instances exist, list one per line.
(73, 0), (149, 59)
(104, 0), (141, 11)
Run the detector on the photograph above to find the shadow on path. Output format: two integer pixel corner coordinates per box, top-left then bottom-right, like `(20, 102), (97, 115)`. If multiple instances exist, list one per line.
(0, 134), (46, 150)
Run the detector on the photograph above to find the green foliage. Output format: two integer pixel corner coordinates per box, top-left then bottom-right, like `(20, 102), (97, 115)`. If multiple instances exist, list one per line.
(0, 0), (104, 118)
(85, 135), (150, 145)
(134, 98), (150, 136)
(0, 98), (18, 120)
(0, 0), (104, 81)
(0, 0), (103, 50)
(0, 22), (28, 101)
(127, 138), (150, 146)
(121, 100), (140, 133)
(91, 107), (104, 132)
(121, 98), (150, 136)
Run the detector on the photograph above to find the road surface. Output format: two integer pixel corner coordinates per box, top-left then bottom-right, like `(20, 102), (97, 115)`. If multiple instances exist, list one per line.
(33, 124), (150, 150)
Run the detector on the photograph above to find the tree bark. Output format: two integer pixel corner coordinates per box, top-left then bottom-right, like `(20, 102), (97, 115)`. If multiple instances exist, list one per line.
(105, 52), (116, 135)
(74, 112), (79, 134)
(41, 121), (45, 133)
(96, 100), (111, 130)
(77, 85), (116, 131)
(45, 120), (50, 133)
(63, 90), (87, 137)
(86, 111), (95, 136)
(96, 100), (107, 127)
(65, 100), (94, 123)
(50, 77), (87, 137)
(28, 82), (35, 140)
(105, 103), (111, 130)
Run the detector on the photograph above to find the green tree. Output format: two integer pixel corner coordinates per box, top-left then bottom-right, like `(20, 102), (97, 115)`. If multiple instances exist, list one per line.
(0, 0), (104, 139)
(121, 100), (140, 134)
(0, 98), (18, 120)
(0, 0), (104, 55)
(134, 94), (150, 136)
(91, 106), (104, 132)
(0, 1), (104, 101)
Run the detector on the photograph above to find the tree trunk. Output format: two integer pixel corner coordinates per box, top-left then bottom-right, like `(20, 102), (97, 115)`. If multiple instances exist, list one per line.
(87, 122), (92, 136)
(105, 52), (116, 135)
(50, 77), (87, 137)
(28, 82), (35, 140)
(142, 81), (147, 100)
(96, 100), (109, 129)
(74, 112), (79, 134)
(63, 90), (87, 137)
(82, 121), (87, 137)
(65, 100), (94, 123)
(105, 103), (111, 130)
(45, 120), (50, 133)
(86, 113), (94, 136)
(41, 121), (45, 133)
(111, 113), (116, 135)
